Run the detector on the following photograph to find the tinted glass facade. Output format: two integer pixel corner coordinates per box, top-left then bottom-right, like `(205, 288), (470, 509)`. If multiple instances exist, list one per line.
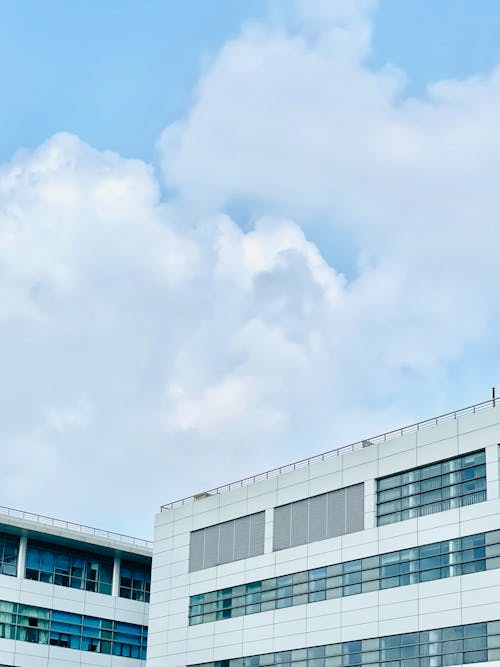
(189, 512), (265, 572)
(0, 533), (18, 577)
(190, 621), (500, 667)
(273, 484), (364, 551)
(189, 530), (500, 625)
(120, 559), (151, 602)
(0, 599), (147, 659)
(25, 539), (113, 595)
(376, 450), (486, 525)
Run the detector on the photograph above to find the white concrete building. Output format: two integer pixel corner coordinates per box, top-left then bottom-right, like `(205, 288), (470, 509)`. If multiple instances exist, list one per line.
(0, 507), (152, 666)
(148, 399), (500, 667)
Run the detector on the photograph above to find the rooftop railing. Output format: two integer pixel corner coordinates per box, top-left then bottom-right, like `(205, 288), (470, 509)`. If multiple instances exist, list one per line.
(0, 505), (153, 549)
(161, 396), (498, 511)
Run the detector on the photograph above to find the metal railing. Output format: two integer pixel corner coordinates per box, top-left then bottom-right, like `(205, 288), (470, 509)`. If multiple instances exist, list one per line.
(161, 396), (498, 511)
(0, 505), (153, 549)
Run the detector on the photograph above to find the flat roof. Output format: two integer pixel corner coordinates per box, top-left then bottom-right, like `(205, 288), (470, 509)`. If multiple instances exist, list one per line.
(160, 396), (498, 511)
(0, 504), (152, 552)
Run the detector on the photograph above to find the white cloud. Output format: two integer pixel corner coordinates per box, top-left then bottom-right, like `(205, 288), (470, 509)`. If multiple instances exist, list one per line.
(0, 1), (498, 535)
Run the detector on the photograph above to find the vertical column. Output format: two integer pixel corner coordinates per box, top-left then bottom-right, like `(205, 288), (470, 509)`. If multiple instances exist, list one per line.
(364, 478), (376, 529)
(112, 555), (121, 597)
(17, 534), (27, 578)
(264, 507), (274, 553)
(485, 443), (500, 501)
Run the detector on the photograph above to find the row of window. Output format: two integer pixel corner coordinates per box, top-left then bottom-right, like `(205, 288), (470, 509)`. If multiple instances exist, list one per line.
(377, 465), (485, 502)
(376, 451), (486, 526)
(189, 451), (489, 573)
(377, 451), (486, 492)
(0, 600), (147, 660)
(377, 471), (486, 514)
(189, 530), (500, 625)
(189, 621), (500, 667)
(0, 536), (151, 602)
(26, 540), (113, 595)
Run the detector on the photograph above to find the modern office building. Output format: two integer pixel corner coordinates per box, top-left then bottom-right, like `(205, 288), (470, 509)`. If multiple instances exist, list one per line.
(147, 399), (500, 667)
(1, 399), (499, 667)
(0, 507), (152, 666)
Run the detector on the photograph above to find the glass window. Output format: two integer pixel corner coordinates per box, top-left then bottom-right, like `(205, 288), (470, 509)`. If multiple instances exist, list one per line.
(188, 620), (500, 667)
(0, 533), (19, 577)
(25, 540), (113, 595)
(189, 528), (500, 625)
(376, 451), (486, 526)
(120, 560), (151, 602)
(0, 598), (146, 660)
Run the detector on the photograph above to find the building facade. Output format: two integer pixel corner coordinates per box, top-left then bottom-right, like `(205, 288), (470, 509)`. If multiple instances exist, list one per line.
(0, 508), (152, 667)
(147, 401), (500, 667)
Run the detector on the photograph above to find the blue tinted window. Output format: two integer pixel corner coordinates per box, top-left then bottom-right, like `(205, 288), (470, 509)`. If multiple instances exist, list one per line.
(0, 598), (146, 659)
(120, 559), (151, 602)
(187, 621), (496, 667)
(0, 533), (19, 576)
(189, 529), (500, 625)
(376, 451), (486, 526)
(26, 540), (113, 595)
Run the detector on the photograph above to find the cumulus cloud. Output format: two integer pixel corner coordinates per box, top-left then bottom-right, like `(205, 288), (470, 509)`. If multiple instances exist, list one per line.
(0, 1), (498, 535)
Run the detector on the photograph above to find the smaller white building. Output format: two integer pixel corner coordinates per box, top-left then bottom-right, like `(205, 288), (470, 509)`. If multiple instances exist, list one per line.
(0, 506), (152, 666)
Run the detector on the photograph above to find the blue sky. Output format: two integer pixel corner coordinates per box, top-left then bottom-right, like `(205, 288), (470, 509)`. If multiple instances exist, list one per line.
(0, 1), (498, 534)
(1, 0), (498, 163)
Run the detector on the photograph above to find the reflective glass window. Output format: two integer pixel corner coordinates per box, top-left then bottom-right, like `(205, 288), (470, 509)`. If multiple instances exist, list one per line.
(189, 529), (499, 625)
(376, 451), (486, 525)
(25, 540), (113, 595)
(120, 560), (151, 602)
(0, 533), (19, 576)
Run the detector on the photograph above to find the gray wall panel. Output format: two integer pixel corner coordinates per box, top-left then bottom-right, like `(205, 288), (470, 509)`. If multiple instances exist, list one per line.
(188, 529), (205, 572)
(189, 511), (265, 572)
(203, 525), (219, 569)
(345, 483), (364, 533)
(218, 521), (235, 564)
(274, 483), (364, 551)
(290, 499), (308, 547)
(233, 515), (250, 561)
(327, 488), (346, 538)
(273, 505), (291, 551)
(308, 494), (327, 543)
(249, 513), (265, 557)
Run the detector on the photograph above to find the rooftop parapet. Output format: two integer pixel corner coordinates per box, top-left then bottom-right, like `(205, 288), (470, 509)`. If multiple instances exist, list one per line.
(161, 396), (498, 511)
(0, 504), (153, 550)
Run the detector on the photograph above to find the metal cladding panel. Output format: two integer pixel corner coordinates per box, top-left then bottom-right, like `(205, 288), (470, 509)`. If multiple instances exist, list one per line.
(188, 511), (266, 571)
(249, 512), (265, 557)
(273, 504), (291, 551)
(308, 493), (328, 543)
(345, 483), (364, 533)
(327, 488), (346, 538)
(188, 529), (205, 572)
(203, 525), (219, 569)
(290, 498), (309, 547)
(273, 482), (365, 552)
(233, 515), (250, 561)
(218, 520), (235, 565)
